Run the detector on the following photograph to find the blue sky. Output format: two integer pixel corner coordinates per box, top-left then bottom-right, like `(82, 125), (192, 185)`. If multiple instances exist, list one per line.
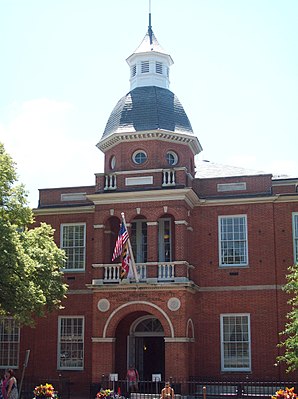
(1, 0), (297, 207)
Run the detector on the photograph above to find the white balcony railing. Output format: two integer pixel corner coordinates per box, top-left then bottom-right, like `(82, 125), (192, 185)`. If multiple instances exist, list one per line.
(104, 174), (117, 190)
(92, 261), (192, 285)
(103, 170), (176, 191)
(162, 169), (176, 187)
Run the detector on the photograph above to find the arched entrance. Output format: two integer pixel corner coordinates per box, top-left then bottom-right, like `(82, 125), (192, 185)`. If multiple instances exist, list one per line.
(128, 316), (165, 380)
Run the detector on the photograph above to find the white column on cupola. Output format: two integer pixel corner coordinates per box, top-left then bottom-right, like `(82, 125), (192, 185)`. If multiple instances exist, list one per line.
(126, 3), (174, 91)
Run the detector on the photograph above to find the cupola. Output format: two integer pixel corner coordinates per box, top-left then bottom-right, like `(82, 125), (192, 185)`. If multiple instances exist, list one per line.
(126, 13), (173, 90)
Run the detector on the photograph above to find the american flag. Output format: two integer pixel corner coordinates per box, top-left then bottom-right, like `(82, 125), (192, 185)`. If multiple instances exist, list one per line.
(112, 221), (129, 261)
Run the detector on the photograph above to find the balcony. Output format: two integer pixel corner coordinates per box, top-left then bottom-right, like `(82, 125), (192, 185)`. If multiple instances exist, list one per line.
(91, 261), (193, 285)
(101, 169), (176, 191)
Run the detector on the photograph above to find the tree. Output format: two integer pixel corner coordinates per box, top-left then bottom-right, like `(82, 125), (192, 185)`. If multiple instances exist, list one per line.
(0, 142), (68, 325)
(277, 263), (298, 372)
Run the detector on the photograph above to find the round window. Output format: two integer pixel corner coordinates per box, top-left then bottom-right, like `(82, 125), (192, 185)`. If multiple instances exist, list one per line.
(166, 151), (178, 166)
(110, 155), (116, 170)
(133, 150), (147, 165)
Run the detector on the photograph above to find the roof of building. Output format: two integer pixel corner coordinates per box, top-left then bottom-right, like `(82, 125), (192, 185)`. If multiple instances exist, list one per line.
(130, 29), (170, 57)
(101, 86), (194, 139)
(195, 160), (269, 178)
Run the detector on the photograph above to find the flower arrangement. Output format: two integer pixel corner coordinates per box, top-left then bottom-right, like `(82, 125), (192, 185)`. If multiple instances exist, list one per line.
(96, 389), (114, 399)
(272, 387), (297, 399)
(33, 384), (57, 399)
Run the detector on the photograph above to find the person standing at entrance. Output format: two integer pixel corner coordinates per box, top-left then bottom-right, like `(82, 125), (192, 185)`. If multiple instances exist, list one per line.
(160, 382), (174, 399)
(126, 365), (139, 394)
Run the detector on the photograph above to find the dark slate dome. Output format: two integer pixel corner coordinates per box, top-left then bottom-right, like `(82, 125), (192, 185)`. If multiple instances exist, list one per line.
(101, 86), (194, 139)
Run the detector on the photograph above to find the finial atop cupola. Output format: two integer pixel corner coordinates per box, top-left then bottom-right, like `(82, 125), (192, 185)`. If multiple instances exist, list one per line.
(148, 0), (153, 45)
(126, 2), (174, 90)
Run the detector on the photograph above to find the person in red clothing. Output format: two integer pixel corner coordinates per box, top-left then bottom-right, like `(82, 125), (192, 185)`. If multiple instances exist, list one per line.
(1, 371), (9, 399)
(126, 365), (139, 394)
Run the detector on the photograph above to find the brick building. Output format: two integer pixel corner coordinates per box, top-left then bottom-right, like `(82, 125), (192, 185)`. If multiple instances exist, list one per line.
(3, 12), (298, 398)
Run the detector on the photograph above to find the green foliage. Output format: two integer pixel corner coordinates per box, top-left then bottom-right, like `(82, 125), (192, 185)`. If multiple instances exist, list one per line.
(0, 142), (68, 325)
(277, 263), (298, 372)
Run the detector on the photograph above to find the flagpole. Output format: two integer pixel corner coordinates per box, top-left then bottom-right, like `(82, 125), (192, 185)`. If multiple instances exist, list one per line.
(121, 212), (139, 283)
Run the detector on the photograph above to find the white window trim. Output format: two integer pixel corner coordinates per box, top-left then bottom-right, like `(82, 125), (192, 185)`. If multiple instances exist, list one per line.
(0, 317), (20, 368)
(57, 316), (84, 371)
(293, 213), (298, 264)
(60, 223), (86, 272)
(166, 151), (178, 166)
(132, 150), (147, 165)
(218, 215), (248, 267)
(220, 313), (251, 372)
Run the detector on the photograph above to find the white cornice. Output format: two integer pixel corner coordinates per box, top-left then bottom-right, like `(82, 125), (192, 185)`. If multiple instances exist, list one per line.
(199, 285), (281, 292)
(197, 194), (298, 207)
(97, 130), (202, 155)
(33, 192), (298, 215)
(33, 205), (95, 216)
(87, 188), (198, 209)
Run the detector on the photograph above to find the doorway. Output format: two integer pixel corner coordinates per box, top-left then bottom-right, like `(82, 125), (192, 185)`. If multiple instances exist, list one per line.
(128, 317), (165, 380)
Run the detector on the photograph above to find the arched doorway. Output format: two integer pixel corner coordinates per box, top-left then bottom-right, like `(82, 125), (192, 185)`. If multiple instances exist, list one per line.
(128, 316), (165, 380)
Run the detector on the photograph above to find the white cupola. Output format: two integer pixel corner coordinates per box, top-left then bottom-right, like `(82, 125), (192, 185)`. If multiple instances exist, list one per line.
(126, 12), (174, 90)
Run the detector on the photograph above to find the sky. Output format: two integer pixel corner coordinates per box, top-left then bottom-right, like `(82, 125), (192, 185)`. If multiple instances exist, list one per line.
(0, 0), (297, 207)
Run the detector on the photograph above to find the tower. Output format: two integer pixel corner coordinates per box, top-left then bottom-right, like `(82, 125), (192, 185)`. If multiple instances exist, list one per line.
(96, 12), (202, 193)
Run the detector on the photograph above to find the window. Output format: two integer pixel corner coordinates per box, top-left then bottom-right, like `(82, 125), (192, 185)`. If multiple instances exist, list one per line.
(131, 64), (136, 77)
(58, 317), (84, 370)
(293, 213), (298, 264)
(61, 224), (86, 271)
(221, 314), (251, 371)
(158, 218), (172, 262)
(219, 215), (248, 266)
(110, 155), (116, 170)
(0, 318), (20, 368)
(166, 151), (178, 166)
(141, 61), (149, 73)
(131, 220), (147, 263)
(132, 150), (147, 165)
(155, 62), (163, 74)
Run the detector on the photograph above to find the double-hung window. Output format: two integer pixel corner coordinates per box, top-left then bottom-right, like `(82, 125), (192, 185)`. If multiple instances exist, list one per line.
(219, 215), (248, 266)
(293, 213), (298, 264)
(158, 218), (172, 262)
(220, 314), (251, 371)
(0, 317), (20, 368)
(58, 316), (84, 370)
(61, 223), (86, 271)
(131, 220), (147, 263)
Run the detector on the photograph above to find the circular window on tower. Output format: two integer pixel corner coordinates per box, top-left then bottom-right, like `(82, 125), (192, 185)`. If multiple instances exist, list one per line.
(132, 150), (147, 165)
(110, 155), (116, 170)
(166, 151), (178, 166)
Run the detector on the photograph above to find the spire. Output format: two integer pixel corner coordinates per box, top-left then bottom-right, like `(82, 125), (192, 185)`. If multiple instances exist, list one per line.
(148, 0), (153, 45)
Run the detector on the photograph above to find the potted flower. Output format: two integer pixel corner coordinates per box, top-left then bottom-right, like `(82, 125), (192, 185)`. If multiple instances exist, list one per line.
(33, 383), (57, 399)
(272, 387), (297, 399)
(96, 389), (114, 399)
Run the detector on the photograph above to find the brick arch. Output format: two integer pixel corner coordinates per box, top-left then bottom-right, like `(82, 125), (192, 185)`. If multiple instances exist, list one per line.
(131, 214), (147, 221)
(156, 210), (179, 221)
(103, 301), (175, 338)
(103, 215), (120, 229)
